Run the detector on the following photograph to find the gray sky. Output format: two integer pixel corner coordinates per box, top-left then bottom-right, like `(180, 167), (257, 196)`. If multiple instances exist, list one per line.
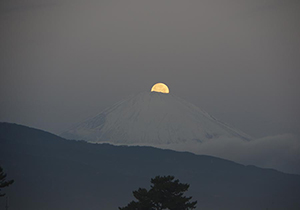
(1, 0), (300, 138)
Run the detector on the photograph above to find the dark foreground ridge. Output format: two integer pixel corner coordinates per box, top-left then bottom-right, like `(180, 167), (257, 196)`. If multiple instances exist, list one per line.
(0, 122), (300, 210)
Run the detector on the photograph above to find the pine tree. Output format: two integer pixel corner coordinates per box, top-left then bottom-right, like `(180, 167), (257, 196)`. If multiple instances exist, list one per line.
(119, 175), (197, 210)
(0, 166), (14, 197)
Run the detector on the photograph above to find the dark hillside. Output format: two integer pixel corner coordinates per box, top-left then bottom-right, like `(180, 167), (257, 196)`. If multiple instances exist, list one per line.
(0, 123), (299, 210)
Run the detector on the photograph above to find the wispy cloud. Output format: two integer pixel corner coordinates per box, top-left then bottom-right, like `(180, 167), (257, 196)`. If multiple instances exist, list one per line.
(157, 134), (300, 174)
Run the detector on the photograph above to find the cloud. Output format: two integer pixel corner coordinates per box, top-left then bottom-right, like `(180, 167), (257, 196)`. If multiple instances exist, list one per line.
(157, 134), (300, 174)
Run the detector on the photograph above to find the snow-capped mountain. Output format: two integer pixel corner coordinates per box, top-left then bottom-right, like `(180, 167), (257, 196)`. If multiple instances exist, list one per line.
(61, 91), (251, 145)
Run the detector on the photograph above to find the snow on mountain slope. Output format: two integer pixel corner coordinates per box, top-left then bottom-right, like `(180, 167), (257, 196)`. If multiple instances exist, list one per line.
(61, 91), (252, 145)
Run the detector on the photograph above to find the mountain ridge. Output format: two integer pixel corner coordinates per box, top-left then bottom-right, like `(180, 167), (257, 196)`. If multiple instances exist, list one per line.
(1, 122), (300, 210)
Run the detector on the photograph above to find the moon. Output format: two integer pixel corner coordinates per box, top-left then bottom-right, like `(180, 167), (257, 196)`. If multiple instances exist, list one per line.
(151, 83), (170, 94)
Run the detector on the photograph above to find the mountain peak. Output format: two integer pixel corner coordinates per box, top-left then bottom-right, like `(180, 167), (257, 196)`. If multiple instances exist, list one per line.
(61, 91), (251, 145)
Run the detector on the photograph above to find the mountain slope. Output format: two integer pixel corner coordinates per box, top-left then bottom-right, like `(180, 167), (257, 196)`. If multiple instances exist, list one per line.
(61, 92), (251, 145)
(1, 123), (300, 210)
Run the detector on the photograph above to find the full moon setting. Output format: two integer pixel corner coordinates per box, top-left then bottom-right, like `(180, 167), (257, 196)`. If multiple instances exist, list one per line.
(151, 83), (170, 94)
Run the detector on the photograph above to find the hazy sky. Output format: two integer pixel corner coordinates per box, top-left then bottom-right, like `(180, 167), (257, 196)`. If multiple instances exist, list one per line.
(1, 0), (300, 138)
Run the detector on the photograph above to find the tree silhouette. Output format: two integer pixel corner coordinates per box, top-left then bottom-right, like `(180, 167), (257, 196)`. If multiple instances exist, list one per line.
(0, 166), (14, 197)
(119, 175), (197, 210)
